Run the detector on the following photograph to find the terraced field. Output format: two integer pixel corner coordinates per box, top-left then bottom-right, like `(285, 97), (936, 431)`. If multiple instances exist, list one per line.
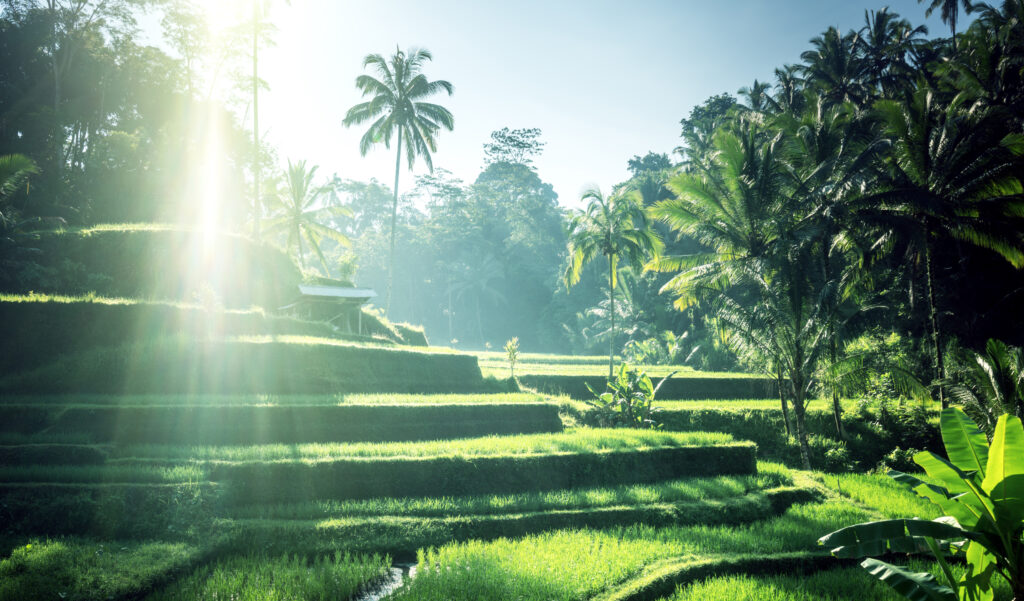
(0, 346), (946, 601)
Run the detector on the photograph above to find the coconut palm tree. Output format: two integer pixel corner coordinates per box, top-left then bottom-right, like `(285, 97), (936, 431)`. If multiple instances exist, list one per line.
(647, 117), (785, 311)
(949, 338), (1024, 433)
(800, 27), (872, 108)
(565, 187), (663, 378)
(264, 159), (352, 274)
(918, 0), (974, 49)
(858, 7), (928, 97)
(854, 88), (1024, 406)
(343, 47), (454, 316)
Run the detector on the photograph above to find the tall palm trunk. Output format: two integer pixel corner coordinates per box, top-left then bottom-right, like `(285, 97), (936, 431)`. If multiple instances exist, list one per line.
(822, 226), (846, 440)
(829, 334), (846, 440)
(924, 233), (947, 408)
(778, 367), (793, 437)
(252, 0), (261, 241)
(608, 255), (615, 380)
(387, 128), (403, 317)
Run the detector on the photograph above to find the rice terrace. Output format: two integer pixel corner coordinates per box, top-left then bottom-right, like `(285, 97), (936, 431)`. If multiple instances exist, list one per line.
(2, 0), (1024, 600)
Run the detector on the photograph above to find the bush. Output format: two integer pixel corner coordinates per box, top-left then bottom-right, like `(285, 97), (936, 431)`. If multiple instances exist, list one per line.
(648, 406), (939, 471)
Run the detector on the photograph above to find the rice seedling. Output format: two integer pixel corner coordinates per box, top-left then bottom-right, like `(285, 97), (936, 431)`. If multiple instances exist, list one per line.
(110, 429), (737, 463)
(144, 552), (391, 601)
(0, 538), (200, 601)
(228, 464), (794, 520)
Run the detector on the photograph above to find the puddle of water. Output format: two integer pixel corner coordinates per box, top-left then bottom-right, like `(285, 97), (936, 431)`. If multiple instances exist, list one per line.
(355, 563), (417, 601)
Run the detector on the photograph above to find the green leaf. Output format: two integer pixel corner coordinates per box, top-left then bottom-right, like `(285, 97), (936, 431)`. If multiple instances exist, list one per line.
(915, 451), (973, 494)
(940, 408), (989, 479)
(912, 483), (986, 529)
(988, 474), (1024, 528)
(890, 470), (952, 499)
(981, 414), (1024, 495)
(958, 541), (995, 601)
(819, 519), (967, 558)
(861, 558), (957, 601)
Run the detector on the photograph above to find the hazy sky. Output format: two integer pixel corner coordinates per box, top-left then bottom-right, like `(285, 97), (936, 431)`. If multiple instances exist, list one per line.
(225, 1), (952, 210)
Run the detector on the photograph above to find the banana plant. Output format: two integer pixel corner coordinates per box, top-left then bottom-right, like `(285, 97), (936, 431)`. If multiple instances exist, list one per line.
(584, 365), (675, 429)
(819, 407), (1024, 601)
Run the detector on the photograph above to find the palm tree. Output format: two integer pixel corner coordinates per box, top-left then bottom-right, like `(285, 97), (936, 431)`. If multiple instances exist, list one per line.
(918, 0), (974, 49)
(647, 119), (828, 468)
(647, 117), (784, 311)
(800, 27), (872, 108)
(264, 159), (352, 274)
(0, 154), (38, 214)
(854, 89), (1024, 407)
(565, 187), (663, 378)
(343, 47), (454, 316)
(858, 7), (928, 97)
(949, 339), (1024, 434)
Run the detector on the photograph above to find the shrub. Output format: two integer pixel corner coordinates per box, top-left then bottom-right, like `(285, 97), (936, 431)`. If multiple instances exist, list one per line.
(584, 365), (669, 429)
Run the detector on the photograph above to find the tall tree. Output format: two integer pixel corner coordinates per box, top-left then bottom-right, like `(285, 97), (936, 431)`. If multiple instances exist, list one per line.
(343, 46), (454, 316)
(856, 89), (1024, 406)
(918, 0), (973, 49)
(483, 127), (545, 166)
(264, 159), (351, 274)
(565, 187), (663, 378)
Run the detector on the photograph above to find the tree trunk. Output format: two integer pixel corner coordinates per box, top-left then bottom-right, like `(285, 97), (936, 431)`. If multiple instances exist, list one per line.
(778, 368), (792, 437)
(924, 235), (946, 408)
(387, 128), (403, 317)
(829, 334), (846, 440)
(50, 8), (63, 182)
(793, 393), (812, 471)
(252, 1), (261, 241)
(608, 255), (615, 380)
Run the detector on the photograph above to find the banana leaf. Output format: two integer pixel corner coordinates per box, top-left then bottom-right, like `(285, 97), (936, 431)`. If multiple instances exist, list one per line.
(861, 558), (957, 601)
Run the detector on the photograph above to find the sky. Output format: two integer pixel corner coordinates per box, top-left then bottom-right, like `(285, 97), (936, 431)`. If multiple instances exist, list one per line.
(209, 0), (953, 210)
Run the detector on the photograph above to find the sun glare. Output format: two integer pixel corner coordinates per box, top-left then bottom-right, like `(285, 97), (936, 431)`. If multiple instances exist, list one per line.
(204, 1), (248, 37)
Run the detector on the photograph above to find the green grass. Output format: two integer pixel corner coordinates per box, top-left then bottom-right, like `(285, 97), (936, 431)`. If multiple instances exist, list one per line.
(473, 351), (761, 378)
(0, 335), (485, 395)
(0, 464), (208, 483)
(110, 429), (737, 463)
(384, 500), (874, 601)
(666, 561), (1014, 601)
(395, 529), (674, 601)
(228, 462), (794, 519)
(0, 392), (547, 408)
(667, 566), (914, 601)
(144, 552), (391, 601)
(655, 399), (847, 411)
(483, 361), (755, 379)
(813, 472), (942, 519)
(0, 538), (201, 601)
